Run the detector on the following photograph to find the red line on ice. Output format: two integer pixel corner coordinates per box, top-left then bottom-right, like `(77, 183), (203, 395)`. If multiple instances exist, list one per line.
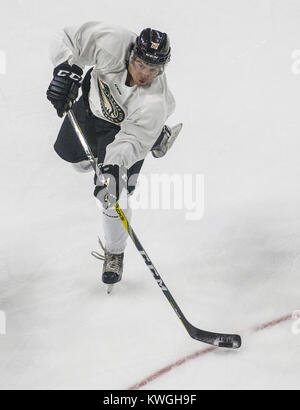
(252, 313), (292, 332)
(127, 313), (294, 390)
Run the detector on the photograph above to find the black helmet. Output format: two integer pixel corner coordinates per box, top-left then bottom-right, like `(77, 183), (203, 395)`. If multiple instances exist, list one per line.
(133, 28), (171, 66)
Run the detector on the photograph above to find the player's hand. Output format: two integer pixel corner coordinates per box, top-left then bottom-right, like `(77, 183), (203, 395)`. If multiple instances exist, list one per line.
(46, 63), (83, 117)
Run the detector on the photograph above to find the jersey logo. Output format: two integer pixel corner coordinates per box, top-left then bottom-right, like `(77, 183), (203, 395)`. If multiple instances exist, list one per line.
(98, 80), (125, 124)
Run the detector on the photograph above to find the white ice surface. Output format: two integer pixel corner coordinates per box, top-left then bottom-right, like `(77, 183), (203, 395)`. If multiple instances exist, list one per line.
(0, 0), (300, 390)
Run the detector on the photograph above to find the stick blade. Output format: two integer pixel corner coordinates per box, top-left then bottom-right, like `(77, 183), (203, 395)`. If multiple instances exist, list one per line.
(189, 325), (242, 349)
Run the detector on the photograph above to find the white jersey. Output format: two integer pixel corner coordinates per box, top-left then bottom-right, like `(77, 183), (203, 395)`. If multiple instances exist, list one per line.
(50, 21), (176, 169)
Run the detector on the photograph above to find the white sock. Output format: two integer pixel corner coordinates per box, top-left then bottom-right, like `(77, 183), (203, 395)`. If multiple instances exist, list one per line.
(96, 190), (132, 254)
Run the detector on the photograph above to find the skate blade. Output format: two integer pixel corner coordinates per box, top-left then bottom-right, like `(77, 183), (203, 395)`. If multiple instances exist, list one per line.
(107, 284), (114, 294)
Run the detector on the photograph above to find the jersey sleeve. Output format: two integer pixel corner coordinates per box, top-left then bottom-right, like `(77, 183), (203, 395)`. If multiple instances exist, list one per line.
(103, 96), (175, 169)
(50, 21), (134, 71)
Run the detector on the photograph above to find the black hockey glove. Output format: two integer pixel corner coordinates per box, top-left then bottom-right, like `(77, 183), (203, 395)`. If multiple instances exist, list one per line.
(151, 125), (171, 158)
(95, 165), (126, 209)
(46, 63), (83, 117)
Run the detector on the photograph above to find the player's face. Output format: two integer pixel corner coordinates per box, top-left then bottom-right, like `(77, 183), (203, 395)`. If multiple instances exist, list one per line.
(128, 58), (161, 86)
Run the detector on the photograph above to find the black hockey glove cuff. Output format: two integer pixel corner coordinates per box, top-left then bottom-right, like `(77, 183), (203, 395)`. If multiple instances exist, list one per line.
(46, 63), (83, 117)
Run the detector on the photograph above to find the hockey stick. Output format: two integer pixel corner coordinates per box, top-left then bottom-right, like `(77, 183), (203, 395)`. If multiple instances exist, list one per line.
(67, 109), (242, 349)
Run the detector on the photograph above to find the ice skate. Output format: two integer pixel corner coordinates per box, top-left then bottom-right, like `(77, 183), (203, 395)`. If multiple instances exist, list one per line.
(91, 237), (124, 294)
(102, 251), (124, 294)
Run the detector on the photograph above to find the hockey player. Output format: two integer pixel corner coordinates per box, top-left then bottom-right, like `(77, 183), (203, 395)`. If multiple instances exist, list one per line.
(46, 22), (176, 290)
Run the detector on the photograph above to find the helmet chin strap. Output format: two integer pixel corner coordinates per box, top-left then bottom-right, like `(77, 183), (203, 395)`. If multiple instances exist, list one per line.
(125, 67), (134, 87)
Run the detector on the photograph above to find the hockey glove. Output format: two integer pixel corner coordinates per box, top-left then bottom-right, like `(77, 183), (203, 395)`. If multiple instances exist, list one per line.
(46, 63), (83, 117)
(95, 165), (127, 209)
(151, 125), (172, 158)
